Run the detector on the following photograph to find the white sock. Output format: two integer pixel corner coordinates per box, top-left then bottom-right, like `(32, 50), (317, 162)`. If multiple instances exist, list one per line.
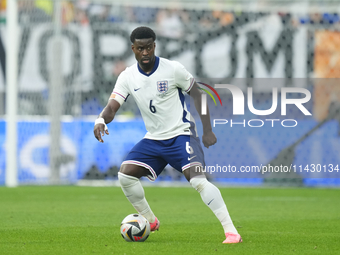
(190, 176), (238, 234)
(118, 172), (156, 223)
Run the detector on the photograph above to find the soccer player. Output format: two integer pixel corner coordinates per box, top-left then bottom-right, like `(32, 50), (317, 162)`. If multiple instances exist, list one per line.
(93, 26), (242, 244)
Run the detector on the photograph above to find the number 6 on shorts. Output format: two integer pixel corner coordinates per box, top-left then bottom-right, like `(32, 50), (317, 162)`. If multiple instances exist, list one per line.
(186, 141), (194, 154)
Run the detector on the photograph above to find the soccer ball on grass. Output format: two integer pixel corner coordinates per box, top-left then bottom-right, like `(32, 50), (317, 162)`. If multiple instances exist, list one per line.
(120, 214), (150, 242)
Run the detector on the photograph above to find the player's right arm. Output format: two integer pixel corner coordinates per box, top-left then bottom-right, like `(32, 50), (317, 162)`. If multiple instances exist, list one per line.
(93, 99), (121, 143)
(94, 70), (129, 143)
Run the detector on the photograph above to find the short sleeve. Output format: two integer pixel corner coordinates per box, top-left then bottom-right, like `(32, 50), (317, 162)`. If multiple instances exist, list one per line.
(174, 61), (195, 93)
(111, 70), (130, 105)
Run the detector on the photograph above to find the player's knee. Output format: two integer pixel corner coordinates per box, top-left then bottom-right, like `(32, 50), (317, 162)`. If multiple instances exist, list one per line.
(183, 166), (205, 181)
(118, 172), (139, 187)
(120, 164), (149, 179)
(190, 176), (208, 193)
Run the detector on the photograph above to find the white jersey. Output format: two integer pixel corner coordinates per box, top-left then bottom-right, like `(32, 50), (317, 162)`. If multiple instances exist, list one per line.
(111, 57), (196, 140)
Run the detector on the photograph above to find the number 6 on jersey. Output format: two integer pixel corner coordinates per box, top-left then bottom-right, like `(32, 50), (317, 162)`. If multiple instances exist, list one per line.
(149, 100), (156, 113)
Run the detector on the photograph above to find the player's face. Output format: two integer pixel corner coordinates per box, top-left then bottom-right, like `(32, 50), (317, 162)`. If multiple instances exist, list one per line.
(132, 38), (156, 71)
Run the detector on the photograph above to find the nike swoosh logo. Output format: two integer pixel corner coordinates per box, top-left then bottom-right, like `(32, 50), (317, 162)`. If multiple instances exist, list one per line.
(188, 155), (197, 161)
(207, 199), (214, 205)
(134, 88), (141, 91)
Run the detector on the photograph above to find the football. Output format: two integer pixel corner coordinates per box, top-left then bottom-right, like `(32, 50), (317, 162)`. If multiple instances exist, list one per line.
(120, 214), (150, 242)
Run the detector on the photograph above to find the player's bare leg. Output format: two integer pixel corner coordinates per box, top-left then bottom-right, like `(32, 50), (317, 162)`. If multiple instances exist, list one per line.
(184, 166), (242, 243)
(118, 164), (160, 231)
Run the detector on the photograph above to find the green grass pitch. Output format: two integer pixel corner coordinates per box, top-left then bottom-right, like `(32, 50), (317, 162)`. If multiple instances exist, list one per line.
(0, 186), (339, 255)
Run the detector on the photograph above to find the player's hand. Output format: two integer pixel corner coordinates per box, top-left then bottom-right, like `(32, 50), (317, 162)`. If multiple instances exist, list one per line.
(202, 130), (217, 148)
(94, 124), (109, 143)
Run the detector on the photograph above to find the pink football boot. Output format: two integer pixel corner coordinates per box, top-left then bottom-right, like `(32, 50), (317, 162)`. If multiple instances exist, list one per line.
(223, 232), (243, 244)
(150, 217), (160, 232)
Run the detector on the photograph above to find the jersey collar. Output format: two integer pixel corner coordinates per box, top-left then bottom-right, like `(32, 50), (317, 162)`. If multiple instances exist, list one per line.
(137, 56), (159, 77)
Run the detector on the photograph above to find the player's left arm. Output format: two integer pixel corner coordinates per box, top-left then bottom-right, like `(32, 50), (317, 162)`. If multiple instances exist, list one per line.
(188, 82), (217, 148)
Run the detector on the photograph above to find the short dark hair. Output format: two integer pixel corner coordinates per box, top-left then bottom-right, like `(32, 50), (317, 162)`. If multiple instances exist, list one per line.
(130, 26), (156, 43)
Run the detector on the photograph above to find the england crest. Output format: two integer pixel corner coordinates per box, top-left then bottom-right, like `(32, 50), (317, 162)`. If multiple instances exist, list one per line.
(157, 81), (168, 93)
